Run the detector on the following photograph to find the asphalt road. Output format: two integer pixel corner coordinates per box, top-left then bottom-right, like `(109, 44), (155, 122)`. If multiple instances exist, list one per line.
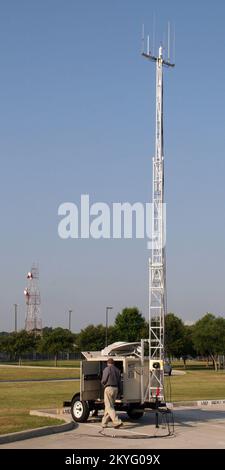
(1, 406), (225, 449)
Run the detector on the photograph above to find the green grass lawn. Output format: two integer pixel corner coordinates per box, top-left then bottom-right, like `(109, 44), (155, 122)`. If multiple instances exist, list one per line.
(0, 360), (80, 368)
(0, 413), (65, 435)
(171, 359), (215, 370)
(1, 365), (225, 436)
(165, 370), (225, 401)
(0, 378), (79, 435)
(0, 366), (80, 381)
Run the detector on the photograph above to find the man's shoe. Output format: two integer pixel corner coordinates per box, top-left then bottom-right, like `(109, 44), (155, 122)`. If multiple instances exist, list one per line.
(114, 422), (123, 429)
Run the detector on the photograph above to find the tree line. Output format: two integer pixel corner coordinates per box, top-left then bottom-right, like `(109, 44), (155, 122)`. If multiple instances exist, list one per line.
(0, 308), (225, 370)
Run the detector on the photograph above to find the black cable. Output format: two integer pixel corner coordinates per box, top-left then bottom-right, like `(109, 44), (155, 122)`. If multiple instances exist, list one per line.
(72, 429), (174, 440)
(160, 408), (175, 435)
(72, 409), (175, 440)
(98, 429), (174, 439)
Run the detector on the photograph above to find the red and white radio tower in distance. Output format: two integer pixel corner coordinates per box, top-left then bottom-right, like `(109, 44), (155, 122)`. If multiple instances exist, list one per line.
(24, 264), (42, 334)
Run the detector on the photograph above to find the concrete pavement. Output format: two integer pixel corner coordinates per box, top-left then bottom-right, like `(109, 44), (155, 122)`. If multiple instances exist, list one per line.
(1, 406), (225, 449)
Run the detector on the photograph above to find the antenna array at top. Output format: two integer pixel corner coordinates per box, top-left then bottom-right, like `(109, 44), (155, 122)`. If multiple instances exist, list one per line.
(142, 20), (175, 67)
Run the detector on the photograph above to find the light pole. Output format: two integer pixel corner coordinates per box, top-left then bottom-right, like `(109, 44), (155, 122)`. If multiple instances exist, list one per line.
(105, 307), (113, 347)
(14, 304), (18, 332)
(67, 309), (73, 361)
(68, 309), (72, 331)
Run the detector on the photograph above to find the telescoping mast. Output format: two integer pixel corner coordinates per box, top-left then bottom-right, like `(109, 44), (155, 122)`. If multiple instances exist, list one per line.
(142, 25), (175, 403)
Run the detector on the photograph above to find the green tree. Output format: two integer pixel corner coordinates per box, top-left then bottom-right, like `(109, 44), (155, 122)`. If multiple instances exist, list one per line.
(192, 313), (225, 371)
(42, 326), (53, 336)
(0, 331), (10, 338)
(181, 325), (196, 367)
(107, 325), (118, 345)
(140, 321), (149, 339)
(0, 331), (37, 364)
(0, 333), (16, 360)
(39, 328), (75, 366)
(165, 313), (186, 361)
(77, 324), (106, 351)
(114, 307), (146, 342)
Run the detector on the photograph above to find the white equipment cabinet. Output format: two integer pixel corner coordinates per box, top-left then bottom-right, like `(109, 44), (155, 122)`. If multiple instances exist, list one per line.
(67, 342), (165, 423)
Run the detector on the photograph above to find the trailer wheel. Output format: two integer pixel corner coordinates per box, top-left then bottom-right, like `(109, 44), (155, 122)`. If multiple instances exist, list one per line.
(127, 405), (144, 420)
(71, 394), (90, 423)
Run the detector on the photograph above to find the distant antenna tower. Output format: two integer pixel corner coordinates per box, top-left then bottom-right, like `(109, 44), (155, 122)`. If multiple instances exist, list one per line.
(24, 264), (42, 333)
(142, 23), (175, 402)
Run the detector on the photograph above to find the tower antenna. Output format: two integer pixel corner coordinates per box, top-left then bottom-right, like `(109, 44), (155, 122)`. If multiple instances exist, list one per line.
(142, 27), (175, 404)
(24, 264), (42, 334)
(147, 35), (150, 55)
(173, 25), (176, 63)
(142, 24), (145, 53)
(167, 21), (171, 61)
(152, 14), (156, 56)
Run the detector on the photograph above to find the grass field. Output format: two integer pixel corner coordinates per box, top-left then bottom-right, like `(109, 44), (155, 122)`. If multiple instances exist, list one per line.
(0, 413), (65, 435)
(1, 359), (216, 370)
(0, 380), (79, 435)
(0, 366), (80, 381)
(171, 360), (215, 370)
(0, 360), (81, 368)
(2, 359), (216, 370)
(1, 365), (225, 436)
(165, 370), (225, 401)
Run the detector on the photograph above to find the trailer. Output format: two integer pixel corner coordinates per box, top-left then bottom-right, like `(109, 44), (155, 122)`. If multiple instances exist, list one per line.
(66, 341), (166, 423)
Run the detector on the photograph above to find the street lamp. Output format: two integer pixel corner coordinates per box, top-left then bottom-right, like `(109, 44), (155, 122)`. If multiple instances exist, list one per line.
(14, 304), (18, 332)
(67, 309), (73, 361)
(68, 309), (72, 331)
(105, 306), (113, 347)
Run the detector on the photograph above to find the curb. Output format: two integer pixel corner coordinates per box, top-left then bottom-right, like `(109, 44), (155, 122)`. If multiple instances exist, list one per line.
(167, 401), (198, 408)
(0, 416), (75, 445)
(29, 409), (72, 420)
(168, 399), (225, 408)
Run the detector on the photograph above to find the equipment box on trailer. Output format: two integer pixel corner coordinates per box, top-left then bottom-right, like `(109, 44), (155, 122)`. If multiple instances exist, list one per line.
(67, 341), (165, 423)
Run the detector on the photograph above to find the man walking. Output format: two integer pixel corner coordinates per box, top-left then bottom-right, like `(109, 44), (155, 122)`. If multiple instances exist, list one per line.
(101, 357), (123, 428)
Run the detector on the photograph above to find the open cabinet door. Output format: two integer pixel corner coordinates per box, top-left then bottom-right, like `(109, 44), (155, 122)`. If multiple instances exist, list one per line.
(81, 361), (102, 401)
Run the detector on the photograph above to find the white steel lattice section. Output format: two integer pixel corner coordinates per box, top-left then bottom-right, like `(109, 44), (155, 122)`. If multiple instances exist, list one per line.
(149, 52), (165, 400)
(143, 43), (174, 403)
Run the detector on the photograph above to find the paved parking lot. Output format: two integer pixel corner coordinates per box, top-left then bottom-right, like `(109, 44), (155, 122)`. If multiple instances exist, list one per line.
(1, 406), (225, 449)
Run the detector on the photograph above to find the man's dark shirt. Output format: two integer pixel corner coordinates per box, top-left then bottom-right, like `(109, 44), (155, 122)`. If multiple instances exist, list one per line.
(101, 364), (121, 392)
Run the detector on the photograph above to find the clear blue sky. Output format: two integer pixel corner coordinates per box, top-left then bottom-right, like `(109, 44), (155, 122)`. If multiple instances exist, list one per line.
(0, 0), (225, 331)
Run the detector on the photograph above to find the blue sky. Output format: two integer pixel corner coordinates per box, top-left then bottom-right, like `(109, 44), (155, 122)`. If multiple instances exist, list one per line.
(0, 0), (225, 331)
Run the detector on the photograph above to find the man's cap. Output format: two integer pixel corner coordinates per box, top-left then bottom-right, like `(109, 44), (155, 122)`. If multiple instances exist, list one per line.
(107, 357), (114, 364)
